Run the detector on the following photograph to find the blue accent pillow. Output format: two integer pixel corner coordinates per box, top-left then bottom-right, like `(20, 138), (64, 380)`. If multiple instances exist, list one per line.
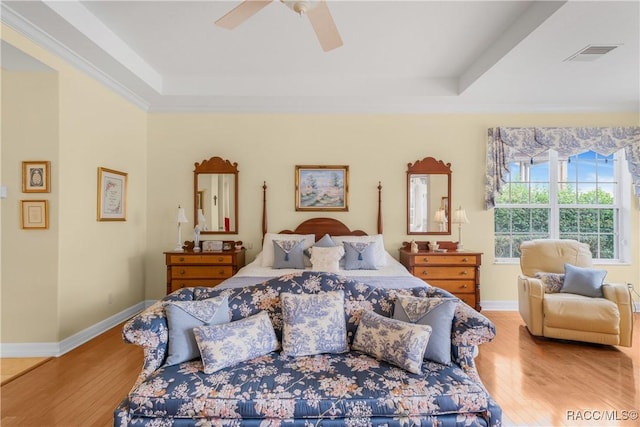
(343, 242), (377, 270)
(273, 240), (305, 269)
(164, 296), (230, 366)
(303, 233), (335, 259)
(193, 311), (278, 374)
(561, 264), (607, 298)
(352, 310), (432, 374)
(393, 295), (457, 365)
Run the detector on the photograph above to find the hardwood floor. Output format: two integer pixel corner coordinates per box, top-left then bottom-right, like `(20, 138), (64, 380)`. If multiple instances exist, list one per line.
(0, 312), (637, 427)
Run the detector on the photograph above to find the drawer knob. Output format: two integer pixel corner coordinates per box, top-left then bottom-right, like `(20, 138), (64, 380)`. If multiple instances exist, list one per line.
(218, 270), (225, 275)
(461, 284), (468, 289)
(179, 257), (185, 262)
(460, 271), (468, 276)
(179, 269), (186, 275)
(421, 270), (428, 275)
(462, 257), (469, 263)
(217, 257), (224, 262)
(421, 258), (429, 263)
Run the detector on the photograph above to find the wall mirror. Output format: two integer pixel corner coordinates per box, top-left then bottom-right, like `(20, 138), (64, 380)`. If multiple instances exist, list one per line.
(407, 157), (452, 235)
(194, 157), (238, 234)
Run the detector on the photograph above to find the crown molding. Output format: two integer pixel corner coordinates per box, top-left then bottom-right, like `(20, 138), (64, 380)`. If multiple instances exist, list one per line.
(1, 2), (151, 111)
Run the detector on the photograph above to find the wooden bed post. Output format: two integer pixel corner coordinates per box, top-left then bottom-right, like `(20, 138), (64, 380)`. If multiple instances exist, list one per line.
(262, 181), (268, 239)
(377, 181), (383, 235)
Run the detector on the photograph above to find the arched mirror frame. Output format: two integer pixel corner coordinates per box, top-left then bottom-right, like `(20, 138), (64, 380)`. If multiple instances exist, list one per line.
(406, 157), (452, 235)
(194, 156), (239, 235)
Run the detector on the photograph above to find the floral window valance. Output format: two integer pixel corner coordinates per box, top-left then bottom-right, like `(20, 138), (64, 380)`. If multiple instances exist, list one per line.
(485, 126), (640, 209)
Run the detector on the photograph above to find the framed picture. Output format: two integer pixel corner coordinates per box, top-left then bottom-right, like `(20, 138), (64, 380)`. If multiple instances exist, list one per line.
(97, 167), (127, 221)
(22, 161), (51, 193)
(21, 200), (49, 229)
(295, 165), (349, 211)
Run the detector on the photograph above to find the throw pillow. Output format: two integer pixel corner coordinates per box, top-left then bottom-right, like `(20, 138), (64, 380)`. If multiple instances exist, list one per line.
(303, 233), (335, 259)
(534, 272), (565, 293)
(164, 296), (230, 366)
(393, 295), (456, 365)
(280, 290), (348, 357)
(308, 245), (345, 273)
(343, 242), (378, 270)
(352, 310), (432, 374)
(330, 234), (387, 267)
(561, 264), (607, 298)
(272, 239), (306, 269)
(193, 311), (278, 374)
(261, 233), (315, 267)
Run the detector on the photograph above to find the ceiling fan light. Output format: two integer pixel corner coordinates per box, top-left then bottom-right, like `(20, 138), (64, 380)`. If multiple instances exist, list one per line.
(281, 0), (319, 15)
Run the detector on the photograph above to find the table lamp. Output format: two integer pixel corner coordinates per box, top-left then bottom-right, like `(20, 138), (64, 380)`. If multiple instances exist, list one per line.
(174, 205), (189, 251)
(452, 206), (470, 251)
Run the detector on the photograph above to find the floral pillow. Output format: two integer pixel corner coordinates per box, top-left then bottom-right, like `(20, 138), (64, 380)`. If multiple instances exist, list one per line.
(352, 310), (432, 374)
(280, 290), (348, 357)
(393, 295), (457, 365)
(308, 246), (345, 273)
(193, 311), (278, 374)
(534, 272), (565, 293)
(164, 296), (229, 366)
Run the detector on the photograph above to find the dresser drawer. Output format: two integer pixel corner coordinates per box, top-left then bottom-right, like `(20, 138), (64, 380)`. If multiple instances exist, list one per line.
(412, 254), (478, 266)
(169, 254), (233, 265)
(171, 266), (233, 279)
(427, 280), (475, 294)
(412, 266), (476, 280)
(457, 294), (477, 309)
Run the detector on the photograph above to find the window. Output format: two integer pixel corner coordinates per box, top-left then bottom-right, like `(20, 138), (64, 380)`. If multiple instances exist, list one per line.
(494, 149), (629, 261)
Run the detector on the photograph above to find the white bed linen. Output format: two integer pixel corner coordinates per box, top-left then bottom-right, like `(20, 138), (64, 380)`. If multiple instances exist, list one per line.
(217, 251), (428, 290)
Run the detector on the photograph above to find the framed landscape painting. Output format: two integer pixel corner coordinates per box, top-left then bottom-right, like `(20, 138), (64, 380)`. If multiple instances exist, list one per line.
(295, 165), (348, 211)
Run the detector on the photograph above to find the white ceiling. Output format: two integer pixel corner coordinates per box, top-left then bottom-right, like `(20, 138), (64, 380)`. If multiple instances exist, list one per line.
(2, 0), (639, 113)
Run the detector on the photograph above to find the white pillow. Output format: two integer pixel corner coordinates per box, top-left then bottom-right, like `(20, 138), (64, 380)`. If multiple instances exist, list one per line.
(309, 246), (345, 273)
(331, 234), (387, 267)
(261, 233), (315, 267)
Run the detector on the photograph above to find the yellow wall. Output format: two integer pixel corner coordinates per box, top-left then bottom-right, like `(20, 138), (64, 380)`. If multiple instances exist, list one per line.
(1, 26), (148, 343)
(2, 24), (638, 347)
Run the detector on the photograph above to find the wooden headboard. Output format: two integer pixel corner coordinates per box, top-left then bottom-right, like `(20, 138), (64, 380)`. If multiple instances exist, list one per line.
(261, 182), (383, 241)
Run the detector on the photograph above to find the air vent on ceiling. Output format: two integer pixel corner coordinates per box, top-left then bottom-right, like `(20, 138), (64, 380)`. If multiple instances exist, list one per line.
(565, 44), (620, 62)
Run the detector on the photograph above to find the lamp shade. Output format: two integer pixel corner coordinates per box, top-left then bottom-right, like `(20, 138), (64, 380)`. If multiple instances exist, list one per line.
(433, 209), (447, 223)
(176, 206), (189, 224)
(452, 207), (470, 224)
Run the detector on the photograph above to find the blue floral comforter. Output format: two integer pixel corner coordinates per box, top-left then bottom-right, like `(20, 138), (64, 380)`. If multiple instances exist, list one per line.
(115, 272), (502, 427)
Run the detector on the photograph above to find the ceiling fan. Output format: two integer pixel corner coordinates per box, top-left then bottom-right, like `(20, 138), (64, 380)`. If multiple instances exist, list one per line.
(215, 0), (343, 52)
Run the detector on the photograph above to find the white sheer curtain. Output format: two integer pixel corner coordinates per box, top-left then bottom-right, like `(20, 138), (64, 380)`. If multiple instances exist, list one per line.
(485, 127), (640, 209)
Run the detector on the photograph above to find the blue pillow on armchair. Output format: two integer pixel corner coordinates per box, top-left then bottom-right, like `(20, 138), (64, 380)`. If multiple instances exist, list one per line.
(561, 264), (607, 298)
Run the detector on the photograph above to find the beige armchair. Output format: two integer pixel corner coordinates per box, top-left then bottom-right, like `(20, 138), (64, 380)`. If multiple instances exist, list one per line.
(518, 239), (633, 347)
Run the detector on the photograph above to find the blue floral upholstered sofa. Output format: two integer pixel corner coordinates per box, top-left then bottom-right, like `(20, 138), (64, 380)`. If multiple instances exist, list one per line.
(114, 272), (502, 426)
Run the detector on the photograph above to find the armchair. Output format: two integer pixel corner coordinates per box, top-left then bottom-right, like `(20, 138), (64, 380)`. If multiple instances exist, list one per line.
(518, 239), (633, 347)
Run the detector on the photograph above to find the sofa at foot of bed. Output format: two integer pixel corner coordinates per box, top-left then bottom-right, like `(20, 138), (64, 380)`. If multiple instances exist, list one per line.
(114, 271), (502, 426)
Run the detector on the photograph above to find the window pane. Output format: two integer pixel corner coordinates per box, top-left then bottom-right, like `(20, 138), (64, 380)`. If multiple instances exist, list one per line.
(579, 209), (598, 233)
(559, 208), (578, 232)
(599, 234), (615, 259)
(531, 208), (549, 232)
(597, 184), (615, 204)
(494, 208), (511, 232)
(510, 183), (529, 204)
(600, 208), (614, 233)
(558, 184), (577, 204)
(512, 208), (531, 232)
(531, 184), (549, 204)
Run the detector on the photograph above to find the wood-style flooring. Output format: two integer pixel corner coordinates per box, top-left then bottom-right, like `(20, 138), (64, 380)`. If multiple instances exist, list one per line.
(0, 312), (637, 427)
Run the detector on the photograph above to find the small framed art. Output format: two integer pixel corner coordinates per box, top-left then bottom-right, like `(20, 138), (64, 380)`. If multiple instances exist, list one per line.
(97, 167), (127, 221)
(22, 161), (51, 193)
(21, 200), (49, 229)
(295, 165), (349, 211)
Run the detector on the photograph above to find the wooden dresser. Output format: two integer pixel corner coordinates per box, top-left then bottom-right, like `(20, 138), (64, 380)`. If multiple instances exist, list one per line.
(164, 248), (246, 294)
(399, 248), (482, 311)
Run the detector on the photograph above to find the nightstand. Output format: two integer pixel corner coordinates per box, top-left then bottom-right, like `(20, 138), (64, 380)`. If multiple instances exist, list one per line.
(399, 248), (482, 311)
(164, 248), (246, 294)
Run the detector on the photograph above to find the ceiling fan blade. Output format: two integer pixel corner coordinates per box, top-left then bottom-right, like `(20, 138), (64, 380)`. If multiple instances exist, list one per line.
(215, 0), (273, 29)
(307, 1), (343, 52)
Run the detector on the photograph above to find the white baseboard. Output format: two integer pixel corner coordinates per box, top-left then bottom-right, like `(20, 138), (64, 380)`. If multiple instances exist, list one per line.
(480, 300), (518, 311)
(0, 300), (156, 358)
